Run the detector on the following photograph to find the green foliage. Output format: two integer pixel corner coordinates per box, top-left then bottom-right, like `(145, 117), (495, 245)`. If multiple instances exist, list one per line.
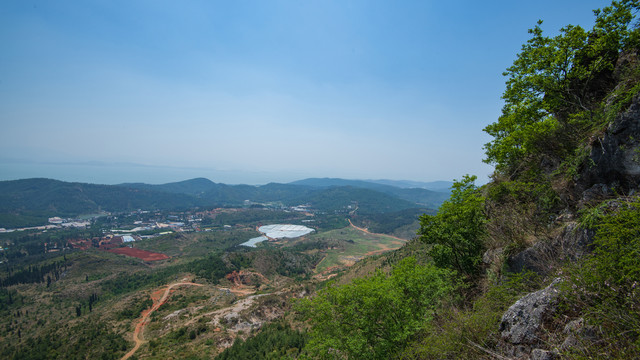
(577, 200), (607, 228)
(246, 248), (319, 278)
(187, 253), (232, 284)
(485, 179), (561, 250)
(204, 209), (302, 227)
(483, 0), (640, 175)
(403, 272), (540, 359)
(4, 318), (127, 359)
(419, 175), (486, 277)
(297, 257), (457, 359)
(304, 186), (419, 215)
(116, 297), (153, 320)
(0, 259), (68, 287)
(566, 197), (640, 357)
(351, 208), (433, 235)
(0, 178), (429, 229)
(215, 322), (306, 360)
(0, 288), (18, 312)
(560, 144), (594, 180)
(310, 214), (349, 232)
(0, 212), (49, 229)
(0, 178), (199, 225)
(100, 269), (173, 296)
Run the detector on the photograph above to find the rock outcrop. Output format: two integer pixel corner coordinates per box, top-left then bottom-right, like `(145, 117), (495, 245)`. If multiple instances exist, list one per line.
(500, 278), (562, 358)
(560, 317), (600, 353)
(579, 92), (640, 200)
(507, 223), (595, 275)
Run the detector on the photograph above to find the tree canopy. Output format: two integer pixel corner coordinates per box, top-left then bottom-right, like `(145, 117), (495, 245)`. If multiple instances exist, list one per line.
(419, 175), (486, 278)
(483, 0), (640, 175)
(297, 257), (456, 359)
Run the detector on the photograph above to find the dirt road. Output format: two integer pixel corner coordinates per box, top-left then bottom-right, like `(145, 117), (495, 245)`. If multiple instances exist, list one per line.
(121, 281), (203, 360)
(348, 219), (408, 242)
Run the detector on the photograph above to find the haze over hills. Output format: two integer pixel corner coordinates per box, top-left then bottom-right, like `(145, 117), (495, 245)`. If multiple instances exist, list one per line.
(0, 177), (448, 228)
(289, 178), (451, 208)
(366, 179), (454, 192)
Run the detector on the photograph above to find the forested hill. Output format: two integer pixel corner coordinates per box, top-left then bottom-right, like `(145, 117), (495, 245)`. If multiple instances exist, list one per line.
(0, 177), (437, 228)
(290, 177), (450, 208)
(119, 177), (442, 210)
(0, 178), (200, 227)
(120, 177), (218, 196)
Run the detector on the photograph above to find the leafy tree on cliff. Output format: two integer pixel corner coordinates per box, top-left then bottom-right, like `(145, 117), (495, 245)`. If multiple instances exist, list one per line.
(419, 175), (486, 278)
(483, 0), (640, 175)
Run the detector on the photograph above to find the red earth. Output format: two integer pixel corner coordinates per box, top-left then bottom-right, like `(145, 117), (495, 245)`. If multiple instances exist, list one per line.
(107, 247), (169, 261)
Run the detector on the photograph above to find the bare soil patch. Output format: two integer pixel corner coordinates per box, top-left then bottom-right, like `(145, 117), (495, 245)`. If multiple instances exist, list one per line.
(107, 247), (170, 261)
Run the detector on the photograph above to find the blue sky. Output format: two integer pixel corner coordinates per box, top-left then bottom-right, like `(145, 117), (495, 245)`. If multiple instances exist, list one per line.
(0, 0), (612, 184)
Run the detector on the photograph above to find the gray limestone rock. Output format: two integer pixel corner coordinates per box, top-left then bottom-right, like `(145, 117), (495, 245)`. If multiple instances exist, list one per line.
(531, 348), (558, 360)
(500, 278), (562, 349)
(579, 92), (640, 198)
(507, 223), (595, 275)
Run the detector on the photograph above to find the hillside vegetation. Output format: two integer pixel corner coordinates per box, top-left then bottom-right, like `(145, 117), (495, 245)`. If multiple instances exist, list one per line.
(286, 1), (640, 359)
(0, 178), (442, 228)
(3, 1), (640, 359)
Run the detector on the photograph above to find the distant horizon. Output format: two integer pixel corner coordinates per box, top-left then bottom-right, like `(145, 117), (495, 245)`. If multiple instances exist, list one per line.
(0, 159), (463, 187)
(1, 1), (608, 189)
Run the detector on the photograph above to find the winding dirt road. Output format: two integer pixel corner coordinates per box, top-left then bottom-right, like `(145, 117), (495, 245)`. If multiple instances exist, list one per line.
(348, 219), (408, 242)
(121, 281), (203, 360)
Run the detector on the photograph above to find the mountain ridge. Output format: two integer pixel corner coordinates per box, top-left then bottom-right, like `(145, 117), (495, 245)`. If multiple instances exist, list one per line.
(0, 177), (446, 228)
(289, 177), (450, 208)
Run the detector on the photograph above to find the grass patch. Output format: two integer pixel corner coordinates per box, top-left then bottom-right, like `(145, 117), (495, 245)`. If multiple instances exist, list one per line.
(309, 226), (407, 273)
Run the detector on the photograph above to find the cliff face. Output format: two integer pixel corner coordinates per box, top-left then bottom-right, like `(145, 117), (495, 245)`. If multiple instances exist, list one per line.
(579, 92), (640, 200)
(497, 92), (640, 359)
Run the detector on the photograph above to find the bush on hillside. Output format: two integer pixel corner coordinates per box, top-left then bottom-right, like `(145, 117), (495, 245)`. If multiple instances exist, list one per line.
(419, 175), (486, 278)
(565, 197), (640, 358)
(296, 257), (457, 359)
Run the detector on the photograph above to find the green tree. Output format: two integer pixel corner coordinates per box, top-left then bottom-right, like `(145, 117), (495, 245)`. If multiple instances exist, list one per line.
(297, 257), (456, 359)
(483, 0), (640, 174)
(419, 175), (486, 277)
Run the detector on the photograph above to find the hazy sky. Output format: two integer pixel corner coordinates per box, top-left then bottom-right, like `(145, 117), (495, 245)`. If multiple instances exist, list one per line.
(0, 0), (611, 184)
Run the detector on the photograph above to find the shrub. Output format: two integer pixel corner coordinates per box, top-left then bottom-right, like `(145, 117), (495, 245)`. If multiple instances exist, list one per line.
(297, 257), (457, 359)
(401, 271), (540, 359)
(566, 197), (640, 358)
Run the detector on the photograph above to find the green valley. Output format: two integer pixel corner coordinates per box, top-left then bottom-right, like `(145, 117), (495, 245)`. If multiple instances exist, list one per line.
(3, 1), (640, 359)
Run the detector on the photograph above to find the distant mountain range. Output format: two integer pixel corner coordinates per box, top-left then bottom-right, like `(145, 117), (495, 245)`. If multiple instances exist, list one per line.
(366, 179), (453, 192)
(0, 177), (451, 228)
(288, 178), (450, 208)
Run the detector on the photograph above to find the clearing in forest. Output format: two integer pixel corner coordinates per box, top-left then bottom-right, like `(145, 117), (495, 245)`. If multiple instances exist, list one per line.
(312, 224), (406, 274)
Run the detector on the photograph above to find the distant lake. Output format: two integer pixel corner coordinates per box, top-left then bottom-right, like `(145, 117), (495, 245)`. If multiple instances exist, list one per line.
(240, 236), (269, 247)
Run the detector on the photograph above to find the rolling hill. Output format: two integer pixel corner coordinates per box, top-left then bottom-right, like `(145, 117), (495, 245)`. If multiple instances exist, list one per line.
(289, 178), (450, 208)
(0, 177), (445, 228)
